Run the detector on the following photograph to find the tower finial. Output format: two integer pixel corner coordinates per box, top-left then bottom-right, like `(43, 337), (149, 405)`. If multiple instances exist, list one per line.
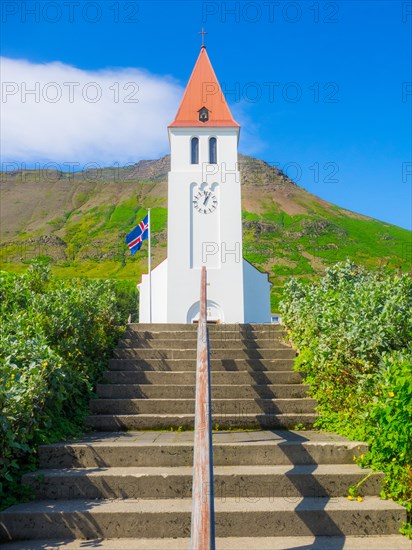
(199, 27), (207, 49)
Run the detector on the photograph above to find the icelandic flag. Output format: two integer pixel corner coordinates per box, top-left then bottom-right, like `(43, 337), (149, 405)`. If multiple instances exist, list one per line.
(125, 215), (149, 255)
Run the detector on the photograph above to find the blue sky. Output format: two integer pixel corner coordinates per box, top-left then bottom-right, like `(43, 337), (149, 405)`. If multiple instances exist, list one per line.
(1, 0), (411, 229)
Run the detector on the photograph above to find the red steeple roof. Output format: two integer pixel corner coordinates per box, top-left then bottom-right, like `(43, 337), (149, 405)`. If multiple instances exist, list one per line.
(169, 47), (239, 128)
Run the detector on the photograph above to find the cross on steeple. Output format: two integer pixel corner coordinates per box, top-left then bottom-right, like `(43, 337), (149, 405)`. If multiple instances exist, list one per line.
(199, 27), (207, 48)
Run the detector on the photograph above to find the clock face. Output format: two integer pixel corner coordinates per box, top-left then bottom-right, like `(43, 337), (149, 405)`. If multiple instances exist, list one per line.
(193, 189), (218, 214)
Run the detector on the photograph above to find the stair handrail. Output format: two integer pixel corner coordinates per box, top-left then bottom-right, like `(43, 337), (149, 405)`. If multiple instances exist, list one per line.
(190, 266), (215, 550)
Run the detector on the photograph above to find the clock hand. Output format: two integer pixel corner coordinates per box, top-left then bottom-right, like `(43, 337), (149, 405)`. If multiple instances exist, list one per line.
(203, 192), (211, 206)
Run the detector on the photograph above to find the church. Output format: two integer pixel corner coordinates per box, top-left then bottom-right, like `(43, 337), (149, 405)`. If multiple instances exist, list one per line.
(138, 45), (271, 323)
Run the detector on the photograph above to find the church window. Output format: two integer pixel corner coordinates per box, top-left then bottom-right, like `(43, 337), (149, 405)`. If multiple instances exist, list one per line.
(191, 137), (199, 164)
(209, 137), (217, 164)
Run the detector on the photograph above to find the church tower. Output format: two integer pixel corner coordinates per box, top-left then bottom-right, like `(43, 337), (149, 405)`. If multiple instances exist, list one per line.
(138, 45), (271, 323)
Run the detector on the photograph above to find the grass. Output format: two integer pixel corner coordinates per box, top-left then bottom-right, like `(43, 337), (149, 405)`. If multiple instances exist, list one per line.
(1, 203), (410, 311)
(1, 162), (410, 310)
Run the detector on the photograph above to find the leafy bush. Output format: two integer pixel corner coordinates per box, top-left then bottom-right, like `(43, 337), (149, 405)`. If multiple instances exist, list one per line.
(0, 262), (126, 509)
(280, 260), (412, 535)
(112, 280), (139, 322)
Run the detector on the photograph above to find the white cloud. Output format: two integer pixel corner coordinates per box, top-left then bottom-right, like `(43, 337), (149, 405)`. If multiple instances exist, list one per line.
(0, 57), (183, 168)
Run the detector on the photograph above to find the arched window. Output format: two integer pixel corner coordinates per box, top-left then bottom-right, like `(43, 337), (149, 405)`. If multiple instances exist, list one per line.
(209, 137), (217, 164)
(191, 137), (199, 164)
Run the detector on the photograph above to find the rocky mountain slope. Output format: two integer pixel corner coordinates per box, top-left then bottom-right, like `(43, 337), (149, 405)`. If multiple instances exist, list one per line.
(1, 155), (410, 308)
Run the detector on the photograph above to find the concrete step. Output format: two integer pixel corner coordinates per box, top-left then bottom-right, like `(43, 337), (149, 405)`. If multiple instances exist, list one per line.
(109, 357), (295, 370)
(89, 398), (317, 415)
(96, 383), (311, 399)
(123, 331), (286, 342)
(102, 370), (304, 385)
(85, 413), (318, 430)
(2, 536), (411, 550)
(114, 346), (296, 360)
(129, 323), (283, 332)
(0, 497), (405, 540)
(38, 431), (368, 469)
(117, 338), (290, 349)
(22, 464), (383, 500)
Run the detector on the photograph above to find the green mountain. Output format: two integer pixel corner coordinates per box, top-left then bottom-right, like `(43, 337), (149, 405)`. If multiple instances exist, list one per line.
(1, 154), (410, 308)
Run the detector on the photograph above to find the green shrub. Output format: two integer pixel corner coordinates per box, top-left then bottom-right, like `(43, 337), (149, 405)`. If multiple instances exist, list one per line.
(280, 260), (412, 535)
(113, 280), (139, 322)
(363, 351), (412, 529)
(0, 261), (126, 509)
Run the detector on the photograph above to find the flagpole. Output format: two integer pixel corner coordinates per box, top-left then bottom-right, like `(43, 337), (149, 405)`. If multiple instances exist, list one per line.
(148, 208), (152, 323)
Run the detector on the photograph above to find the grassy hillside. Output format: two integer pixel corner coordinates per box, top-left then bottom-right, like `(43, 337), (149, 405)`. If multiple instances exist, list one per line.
(1, 155), (410, 309)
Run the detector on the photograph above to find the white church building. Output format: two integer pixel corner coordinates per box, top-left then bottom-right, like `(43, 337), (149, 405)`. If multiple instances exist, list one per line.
(138, 45), (271, 324)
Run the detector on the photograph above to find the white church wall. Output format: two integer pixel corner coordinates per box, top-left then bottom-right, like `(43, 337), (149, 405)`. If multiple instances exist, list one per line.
(243, 259), (272, 323)
(139, 256), (271, 324)
(138, 259), (168, 323)
(190, 181), (220, 269)
(166, 167), (200, 323)
(169, 128), (239, 173)
(166, 125), (246, 324)
(138, 124), (271, 325)
(166, 184), (244, 323)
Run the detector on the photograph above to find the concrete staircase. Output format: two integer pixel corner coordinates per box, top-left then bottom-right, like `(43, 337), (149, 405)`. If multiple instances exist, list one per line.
(86, 323), (316, 431)
(0, 324), (408, 549)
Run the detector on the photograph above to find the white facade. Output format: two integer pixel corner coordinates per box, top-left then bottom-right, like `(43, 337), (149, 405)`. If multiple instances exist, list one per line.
(138, 50), (271, 324)
(139, 259), (168, 323)
(138, 126), (271, 323)
(243, 259), (272, 323)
